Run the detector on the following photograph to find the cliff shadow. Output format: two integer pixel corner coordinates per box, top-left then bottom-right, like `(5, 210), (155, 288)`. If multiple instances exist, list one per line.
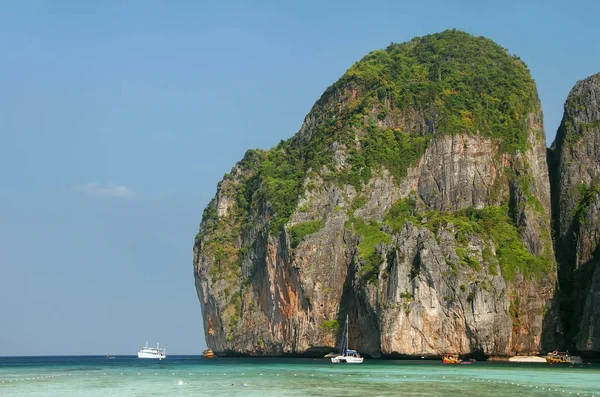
(336, 254), (382, 358)
(542, 241), (600, 355)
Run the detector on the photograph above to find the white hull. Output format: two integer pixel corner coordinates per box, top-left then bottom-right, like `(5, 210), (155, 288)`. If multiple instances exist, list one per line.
(331, 355), (363, 364)
(137, 351), (166, 359)
(137, 342), (166, 359)
(345, 356), (363, 363)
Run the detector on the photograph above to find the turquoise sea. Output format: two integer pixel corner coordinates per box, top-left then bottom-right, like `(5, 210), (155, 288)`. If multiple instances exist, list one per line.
(0, 356), (599, 397)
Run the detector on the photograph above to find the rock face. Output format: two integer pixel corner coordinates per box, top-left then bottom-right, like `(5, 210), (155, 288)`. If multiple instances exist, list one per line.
(549, 73), (600, 356)
(194, 30), (557, 358)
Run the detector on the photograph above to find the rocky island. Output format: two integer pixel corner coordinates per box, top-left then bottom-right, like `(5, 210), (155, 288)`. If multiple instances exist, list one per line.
(193, 30), (600, 358)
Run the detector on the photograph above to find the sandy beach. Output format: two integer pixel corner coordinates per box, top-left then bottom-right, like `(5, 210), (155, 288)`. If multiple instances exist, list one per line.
(508, 356), (547, 363)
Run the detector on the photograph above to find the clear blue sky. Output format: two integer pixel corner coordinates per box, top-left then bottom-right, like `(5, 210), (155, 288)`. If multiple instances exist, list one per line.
(1, 0), (598, 356)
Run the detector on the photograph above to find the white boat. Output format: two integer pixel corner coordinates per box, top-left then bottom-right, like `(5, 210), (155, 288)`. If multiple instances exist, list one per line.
(137, 342), (166, 359)
(331, 315), (363, 364)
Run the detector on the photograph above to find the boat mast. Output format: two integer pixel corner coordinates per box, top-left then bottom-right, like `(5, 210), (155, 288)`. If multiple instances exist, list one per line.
(345, 315), (349, 355)
(339, 315), (347, 356)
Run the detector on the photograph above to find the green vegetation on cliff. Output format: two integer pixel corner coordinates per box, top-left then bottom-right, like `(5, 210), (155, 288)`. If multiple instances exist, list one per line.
(350, 218), (393, 282)
(342, 127), (429, 188)
(319, 29), (538, 154)
(559, 73), (600, 145)
(574, 184), (600, 221)
(289, 219), (326, 248)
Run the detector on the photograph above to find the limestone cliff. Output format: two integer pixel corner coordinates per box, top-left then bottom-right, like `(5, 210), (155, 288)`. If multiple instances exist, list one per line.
(194, 30), (556, 357)
(549, 73), (600, 356)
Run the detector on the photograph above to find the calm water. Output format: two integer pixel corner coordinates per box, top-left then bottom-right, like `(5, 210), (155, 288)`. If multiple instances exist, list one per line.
(0, 356), (599, 396)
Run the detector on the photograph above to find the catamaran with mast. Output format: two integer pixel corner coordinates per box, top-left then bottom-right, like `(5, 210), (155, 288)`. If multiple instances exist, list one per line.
(137, 342), (166, 359)
(331, 315), (363, 363)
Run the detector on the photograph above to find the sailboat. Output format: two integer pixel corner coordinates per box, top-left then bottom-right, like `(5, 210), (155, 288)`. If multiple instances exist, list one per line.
(331, 315), (363, 363)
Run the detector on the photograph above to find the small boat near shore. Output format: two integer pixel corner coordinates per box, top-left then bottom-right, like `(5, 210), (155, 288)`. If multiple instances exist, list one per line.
(442, 354), (475, 364)
(202, 348), (215, 358)
(443, 354), (460, 364)
(545, 350), (572, 364)
(331, 315), (363, 364)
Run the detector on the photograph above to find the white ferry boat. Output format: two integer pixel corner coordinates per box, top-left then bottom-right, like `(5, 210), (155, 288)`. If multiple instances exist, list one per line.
(137, 342), (166, 359)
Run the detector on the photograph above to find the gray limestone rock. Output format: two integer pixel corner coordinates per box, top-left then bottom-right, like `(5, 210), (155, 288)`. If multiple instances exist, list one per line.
(549, 72), (600, 356)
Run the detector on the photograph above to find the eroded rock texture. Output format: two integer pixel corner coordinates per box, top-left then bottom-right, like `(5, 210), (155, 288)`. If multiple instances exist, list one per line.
(549, 73), (600, 356)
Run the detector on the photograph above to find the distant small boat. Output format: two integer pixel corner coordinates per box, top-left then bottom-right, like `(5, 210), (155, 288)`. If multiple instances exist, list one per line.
(545, 350), (572, 364)
(138, 342), (166, 359)
(202, 348), (215, 359)
(106, 355), (115, 359)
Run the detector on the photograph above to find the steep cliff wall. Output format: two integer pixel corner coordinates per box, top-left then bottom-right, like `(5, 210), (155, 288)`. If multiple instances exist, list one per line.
(549, 73), (600, 356)
(194, 30), (556, 357)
